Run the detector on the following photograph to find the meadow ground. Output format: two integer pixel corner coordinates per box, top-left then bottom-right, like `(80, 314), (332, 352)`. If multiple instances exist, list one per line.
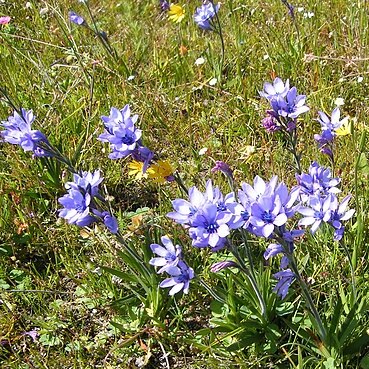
(1, 0), (369, 368)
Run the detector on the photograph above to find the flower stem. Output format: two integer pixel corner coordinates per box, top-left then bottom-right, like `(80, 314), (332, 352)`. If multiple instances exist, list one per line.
(211, 1), (225, 82)
(288, 254), (327, 343)
(230, 241), (267, 318)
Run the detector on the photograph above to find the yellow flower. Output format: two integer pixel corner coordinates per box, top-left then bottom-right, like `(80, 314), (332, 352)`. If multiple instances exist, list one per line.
(168, 4), (185, 23)
(335, 118), (352, 136)
(128, 161), (154, 180)
(148, 160), (174, 184)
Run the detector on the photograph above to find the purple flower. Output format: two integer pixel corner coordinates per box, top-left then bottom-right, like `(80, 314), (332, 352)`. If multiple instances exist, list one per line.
(211, 160), (233, 179)
(273, 269), (295, 299)
(69, 11), (85, 25)
(264, 243), (284, 260)
(98, 211), (119, 234)
(59, 171), (118, 233)
(296, 161), (340, 201)
(241, 175), (278, 203)
(329, 195), (355, 240)
(159, 0), (170, 11)
(262, 115), (280, 132)
(149, 236), (182, 273)
(167, 186), (208, 225)
(194, 2), (220, 30)
(1, 108), (51, 157)
(66, 170), (103, 198)
(270, 87), (310, 119)
(227, 189), (252, 230)
(189, 203), (230, 250)
(159, 261), (195, 295)
(250, 194), (288, 238)
(259, 77), (290, 100)
(298, 194), (336, 233)
(58, 190), (95, 227)
(22, 330), (39, 342)
(131, 145), (154, 173)
(98, 105), (142, 160)
(210, 260), (237, 272)
(317, 108), (346, 136)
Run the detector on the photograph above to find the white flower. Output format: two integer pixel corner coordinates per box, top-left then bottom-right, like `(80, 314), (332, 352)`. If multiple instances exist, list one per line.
(263, 54), (269, 60)
(194, 57), (205, 66)
(209, 78), (217, 86)
(303, 11), (314, 18)
(198, 147), (208, 156)
(127, 75), (135, 81)
(357, 76), (364, 83)
(39, 7), (49, 15)
(334, 97), (345, 106)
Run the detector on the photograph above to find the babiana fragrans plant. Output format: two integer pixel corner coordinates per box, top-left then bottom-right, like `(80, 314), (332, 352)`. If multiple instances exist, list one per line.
(2, 0), (369, 368)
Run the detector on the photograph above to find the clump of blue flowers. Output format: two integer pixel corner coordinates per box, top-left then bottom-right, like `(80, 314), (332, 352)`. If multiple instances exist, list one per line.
(1, 108), (51, 157)
(98, 105), (154, 172)
(149, 236), (194, 295)
(58, 171), (118, 233)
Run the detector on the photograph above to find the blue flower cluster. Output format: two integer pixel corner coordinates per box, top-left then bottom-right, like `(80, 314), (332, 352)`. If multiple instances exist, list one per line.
(260, 77), (309, 131)
(149, 236), (194, 295)
(166, 160), (354, 298)
(58, 171), (118, 233)
(98, 105), (154, 171)
(1, 109), (51, 157)
(296, 162), (354, 241)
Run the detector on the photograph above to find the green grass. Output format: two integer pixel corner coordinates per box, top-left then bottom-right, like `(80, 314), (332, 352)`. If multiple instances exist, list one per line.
(1, 0), (369, 367)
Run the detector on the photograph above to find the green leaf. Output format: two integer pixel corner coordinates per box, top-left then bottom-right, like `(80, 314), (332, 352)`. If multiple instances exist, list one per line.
(360, 356), (369, 369)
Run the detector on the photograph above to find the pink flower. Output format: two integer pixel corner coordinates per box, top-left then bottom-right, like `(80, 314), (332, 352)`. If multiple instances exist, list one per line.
(0, 16), (10, 25)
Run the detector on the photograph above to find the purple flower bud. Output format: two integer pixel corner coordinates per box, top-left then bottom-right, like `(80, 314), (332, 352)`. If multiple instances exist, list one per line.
(159, 0), (170, 11)
(210, 260), (237, 273)
(211, 161), (233, 179)
(262, 115), (280, 133)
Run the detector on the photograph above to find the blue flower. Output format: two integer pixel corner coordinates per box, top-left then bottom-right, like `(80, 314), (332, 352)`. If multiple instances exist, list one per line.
(98, 105), (142, 160)
(69, 11), (85, 25)
(329, 195), (355, 240)
(317, 108), (346, 136)
(227, 189), (252, 230)
(159, 261), (195, 295)
(1, 109), (51, 157)
(296, 161), (340, 201)
(298, 194), (336, 233)
(66, 170), (103, 198)
(273, 269), (295, 299)
(131, 145), (154, 173)
(189, 203), (230, 250)
(259, 77), (290, 100)
(270, 87), (310, 119)
(167, 180), (232, 225)
(95, 211), (119, 234)
(194, 2), (220, 30)
(167, 185), (208, 225)
(59, 171), (118, 233)
(58, 190), (95, 227)
(241, 175), (278, 202)
(159, 0), (170, 11)
(250, 193), (288, 238)
(149, 236), (182, 273)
